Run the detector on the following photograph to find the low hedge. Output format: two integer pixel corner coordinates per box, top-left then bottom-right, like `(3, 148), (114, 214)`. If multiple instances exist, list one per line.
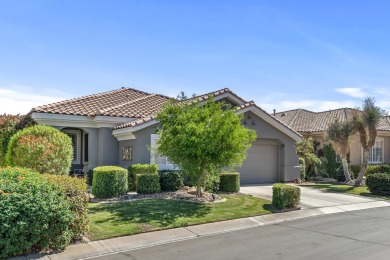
(366, 164), (390, 175)
(92, 166), (128, 198)
(366, 173), (390, 195)
(136, 174), (161, 194)
(43, 174), (89, 240)
(128, 164), (158, 191)
(219, 172), (240, 192)
(160, 171), (183, 191)
(272, 183), (301, 210)
(0, 167), (73, 259)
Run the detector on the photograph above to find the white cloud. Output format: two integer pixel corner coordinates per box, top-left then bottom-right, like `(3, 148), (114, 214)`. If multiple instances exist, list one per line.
(0, 85), (68, 115)
(335, 87), (367, 98)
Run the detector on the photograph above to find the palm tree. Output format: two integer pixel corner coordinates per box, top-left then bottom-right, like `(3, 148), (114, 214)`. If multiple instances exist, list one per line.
(353, 97), (385, 186)
(326, 120), (356, 183)
(295, 137), (321, 179)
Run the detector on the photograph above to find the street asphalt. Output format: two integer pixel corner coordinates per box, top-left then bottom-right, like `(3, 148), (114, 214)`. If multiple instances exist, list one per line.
(90, 206), (390, 260)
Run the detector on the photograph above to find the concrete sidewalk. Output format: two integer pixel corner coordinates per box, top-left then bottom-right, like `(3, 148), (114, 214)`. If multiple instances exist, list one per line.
(16, 200), (390, 260)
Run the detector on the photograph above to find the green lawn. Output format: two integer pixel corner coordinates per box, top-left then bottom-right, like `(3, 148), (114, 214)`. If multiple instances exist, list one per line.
(88, 194), (272, 241)
(303, 183), (389, 200)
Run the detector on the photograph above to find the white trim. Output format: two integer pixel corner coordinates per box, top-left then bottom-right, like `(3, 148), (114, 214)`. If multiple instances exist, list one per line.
(63, 129), (81, 164)
(236, 106), (302, 142)
(361, 137), (385, 164)
(31, 112), (135, 128)
(210, 92), (246, 106)
(150, 134), (177, 170)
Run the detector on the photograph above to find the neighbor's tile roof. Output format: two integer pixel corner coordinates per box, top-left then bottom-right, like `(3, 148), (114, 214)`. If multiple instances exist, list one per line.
(30, 87), (171, 118)
(378, 116), (390, 131)
(275, 108), (390, 133)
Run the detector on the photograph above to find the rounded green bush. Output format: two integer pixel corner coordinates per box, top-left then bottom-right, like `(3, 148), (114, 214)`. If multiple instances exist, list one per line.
(43, 174), (89, 240)
(5, 125), (73, 175)
(92, 166), (128, 198)
(137, 174), (161, 194)
(160, 171), (183, 191)
(219, 172), (240, 192)
(0, 167), (73, 259)
(366, 173), (390, 195)
(128, 164), (158, 191)
(272, 183), (301, 210)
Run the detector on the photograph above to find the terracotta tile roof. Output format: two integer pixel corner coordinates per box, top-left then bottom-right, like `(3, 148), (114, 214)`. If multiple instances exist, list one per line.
(114, 88), (240, 130)
(114, 116), (156, 130)
(378, 116), (390, 131)
(275, 108), (390, 133)
(30, 87), (171, 118)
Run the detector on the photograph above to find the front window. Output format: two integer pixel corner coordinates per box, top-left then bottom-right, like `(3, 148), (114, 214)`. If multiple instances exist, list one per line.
(63, 129), (81, 164)
(368, 138), (384, 164)
(150, 134), (175, 170)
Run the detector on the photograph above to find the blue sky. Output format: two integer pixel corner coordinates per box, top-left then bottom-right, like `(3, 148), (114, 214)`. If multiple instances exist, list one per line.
(1, 0), (390, 114)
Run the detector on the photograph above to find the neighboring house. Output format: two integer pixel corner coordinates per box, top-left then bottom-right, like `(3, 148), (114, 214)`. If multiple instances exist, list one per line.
(30, 87), (302, 184)
(275, 108), (390, 165)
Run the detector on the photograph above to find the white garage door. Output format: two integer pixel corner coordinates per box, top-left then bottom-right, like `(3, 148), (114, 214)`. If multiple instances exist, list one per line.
(238, 144), (278, 184)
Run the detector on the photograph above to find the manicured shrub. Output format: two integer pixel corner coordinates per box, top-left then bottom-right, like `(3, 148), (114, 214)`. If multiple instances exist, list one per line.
(272, 183), (301, 210)
(204, 174), (220, 193)
(86, 170), (93, 186)
(0, 167), (73, 259)
(92, 166), (128, 198)
(0, 114), (35, 166)
(219, 172), (240, 192)
(160, 171), (183, 191)
(366, 173), (390, 195)
(43, 174), (89, 240)
(128, 164), (158, 191)
(5, 125), (73, 175)
(136, 174), (161, 194)
(366, 164), (390, 175)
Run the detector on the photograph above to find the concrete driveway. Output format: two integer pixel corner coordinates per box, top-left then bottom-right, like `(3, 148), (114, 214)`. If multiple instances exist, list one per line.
(240, 184), (380, 209)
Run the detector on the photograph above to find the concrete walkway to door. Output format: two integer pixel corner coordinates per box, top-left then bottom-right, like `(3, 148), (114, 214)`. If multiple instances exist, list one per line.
(240, 184), (381, 209)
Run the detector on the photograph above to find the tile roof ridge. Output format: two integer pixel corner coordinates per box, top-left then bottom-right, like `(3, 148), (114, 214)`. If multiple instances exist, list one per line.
(96, 93), (158, 115)
(287, 108), (302, 126)
(275, 108), (306, 115)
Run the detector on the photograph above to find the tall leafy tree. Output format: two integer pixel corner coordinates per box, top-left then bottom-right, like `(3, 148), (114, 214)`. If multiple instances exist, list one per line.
(156, 96), (256, 197)
(326, 120), (356, 183)
(294, 137), (321, 179)
(353, 97), (386, 186)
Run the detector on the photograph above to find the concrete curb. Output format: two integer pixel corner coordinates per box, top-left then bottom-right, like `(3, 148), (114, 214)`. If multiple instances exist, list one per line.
(14, 200), (390, 260)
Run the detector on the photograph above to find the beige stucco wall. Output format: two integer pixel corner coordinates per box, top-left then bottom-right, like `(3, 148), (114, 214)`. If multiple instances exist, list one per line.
(307, 132), (390, 166)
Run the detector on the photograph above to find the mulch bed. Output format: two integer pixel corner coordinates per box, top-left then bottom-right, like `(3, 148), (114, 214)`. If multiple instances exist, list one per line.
(89, 186), (229, 203)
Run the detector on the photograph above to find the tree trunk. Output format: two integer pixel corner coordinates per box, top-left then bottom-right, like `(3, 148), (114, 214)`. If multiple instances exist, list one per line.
(196, 177), (203, 198)
(355, 149), (369, 186)
(341, 157), (352, 183)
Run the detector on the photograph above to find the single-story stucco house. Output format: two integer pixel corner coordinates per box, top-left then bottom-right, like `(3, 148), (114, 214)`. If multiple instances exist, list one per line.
(29, 87), (302, 184)
(275, 108), (390, 165)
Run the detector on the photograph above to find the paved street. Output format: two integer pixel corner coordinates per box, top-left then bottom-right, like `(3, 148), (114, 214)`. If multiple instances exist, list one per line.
(240, 184), (379, 209)
(91, 207), (390, 260)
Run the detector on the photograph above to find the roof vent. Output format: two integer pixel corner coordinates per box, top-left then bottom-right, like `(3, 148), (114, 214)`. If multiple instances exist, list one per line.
(281, 112), (287, 117)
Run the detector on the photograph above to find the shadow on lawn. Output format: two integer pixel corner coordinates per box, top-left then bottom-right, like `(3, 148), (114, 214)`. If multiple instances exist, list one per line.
(89, 199), (212, 226)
